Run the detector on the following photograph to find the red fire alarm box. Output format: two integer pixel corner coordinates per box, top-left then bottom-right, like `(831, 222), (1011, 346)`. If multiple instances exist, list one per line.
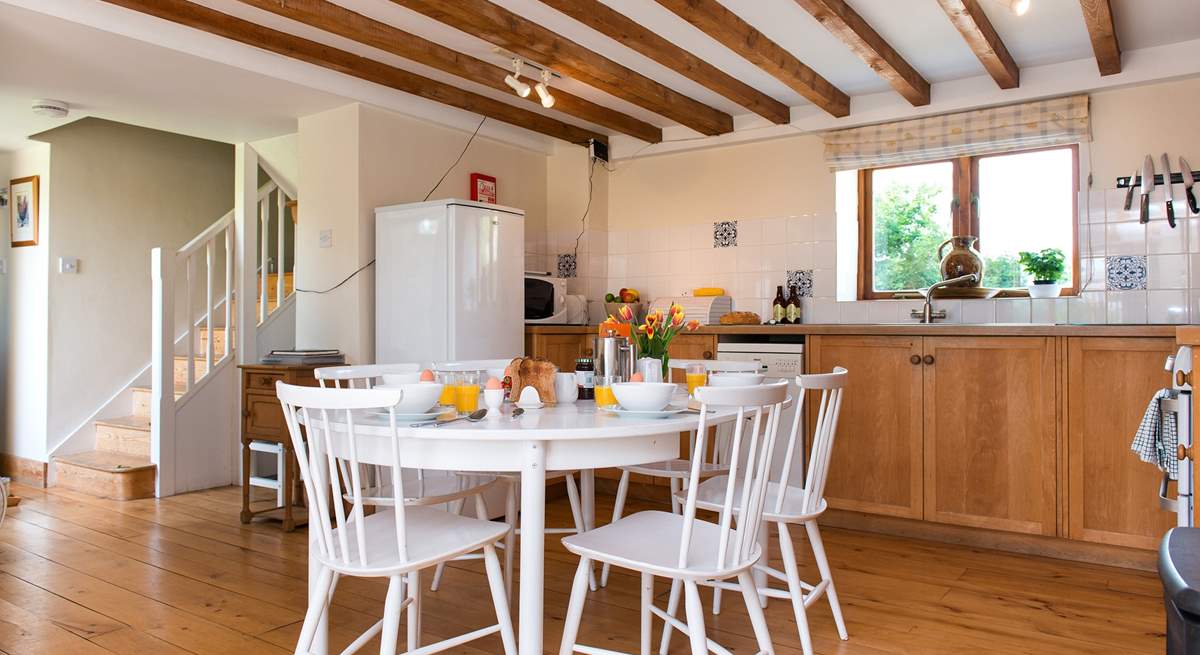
(470, 173), (497, 204)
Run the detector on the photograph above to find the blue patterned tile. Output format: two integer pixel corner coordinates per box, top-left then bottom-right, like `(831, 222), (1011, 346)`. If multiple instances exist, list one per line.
(1105, 255), (1147, 290)
(713, 220), (738, 248)
(787, 269), (813, 297)
(557, 253), (577, 278)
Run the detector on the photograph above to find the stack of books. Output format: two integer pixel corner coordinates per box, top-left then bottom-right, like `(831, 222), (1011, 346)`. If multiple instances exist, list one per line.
(261, 349), (346, 365)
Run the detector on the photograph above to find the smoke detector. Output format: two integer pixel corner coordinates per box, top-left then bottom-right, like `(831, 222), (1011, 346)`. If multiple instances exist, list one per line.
(32, 99), (69, 119)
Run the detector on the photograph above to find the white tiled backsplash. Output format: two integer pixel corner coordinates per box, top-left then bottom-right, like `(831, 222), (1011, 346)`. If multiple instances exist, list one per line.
(526, 187), (1200, 324)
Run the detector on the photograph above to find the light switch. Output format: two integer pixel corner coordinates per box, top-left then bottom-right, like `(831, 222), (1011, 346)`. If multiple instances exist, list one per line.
(59, 257), (79, 274)
(319, 229), (333, 249)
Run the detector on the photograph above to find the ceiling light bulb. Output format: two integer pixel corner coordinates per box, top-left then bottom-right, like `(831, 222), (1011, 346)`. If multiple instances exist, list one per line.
(535, 71), (554, 108)
(1010, 0), (1030, 16)
(505, 74), (531, 98)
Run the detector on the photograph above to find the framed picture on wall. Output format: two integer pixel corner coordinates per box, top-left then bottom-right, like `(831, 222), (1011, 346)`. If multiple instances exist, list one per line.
(470, 173), (497, 204)
(9, 175), (39, 247)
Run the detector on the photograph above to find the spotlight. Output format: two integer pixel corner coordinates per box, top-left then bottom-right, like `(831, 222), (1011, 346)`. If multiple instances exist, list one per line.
(535, 70), (555, 109)
(1010, 0), (1030, 16)
(504, 58), (531, 98)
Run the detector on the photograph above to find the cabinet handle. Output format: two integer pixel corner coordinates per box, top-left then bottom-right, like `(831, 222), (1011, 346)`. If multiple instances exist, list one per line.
(1180, 444), (1194, 461)
(910, 354), (921, 365)
(923, 354), (935, 365)
(1177, 370), (1192, 387)
(702, 350), (714, 360)
(242, 409), (250, 418)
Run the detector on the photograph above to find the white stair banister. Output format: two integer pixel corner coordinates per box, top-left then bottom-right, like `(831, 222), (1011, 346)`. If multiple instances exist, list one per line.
(150, 247), (176, 497)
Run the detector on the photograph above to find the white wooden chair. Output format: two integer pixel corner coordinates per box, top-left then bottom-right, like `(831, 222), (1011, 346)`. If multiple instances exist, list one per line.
(316, 363), (507, 595)
(688, 368), (849, 655)
(599, 358), (764, 589)
(558, 380), (789, 655)
(277, 382), (516, 655)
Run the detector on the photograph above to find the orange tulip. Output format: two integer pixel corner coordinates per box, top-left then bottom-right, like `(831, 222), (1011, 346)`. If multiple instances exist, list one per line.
(618, 304), (634, 322)
(670, 311), (685, 328)
(685, 319), (701, 331)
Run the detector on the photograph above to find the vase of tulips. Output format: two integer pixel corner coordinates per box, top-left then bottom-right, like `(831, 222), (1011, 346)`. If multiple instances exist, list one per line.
(608, 303), (700, 380)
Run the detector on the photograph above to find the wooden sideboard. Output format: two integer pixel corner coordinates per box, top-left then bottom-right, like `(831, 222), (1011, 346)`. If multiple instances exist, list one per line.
(238, 363), (320, 531)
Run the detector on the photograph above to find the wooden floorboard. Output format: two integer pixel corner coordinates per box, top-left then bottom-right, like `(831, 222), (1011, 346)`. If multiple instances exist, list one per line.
(0, 483), (1165, 654)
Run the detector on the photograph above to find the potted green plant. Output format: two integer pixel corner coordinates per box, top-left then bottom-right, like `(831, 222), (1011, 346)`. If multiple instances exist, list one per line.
(1017, 248), (1066, 299)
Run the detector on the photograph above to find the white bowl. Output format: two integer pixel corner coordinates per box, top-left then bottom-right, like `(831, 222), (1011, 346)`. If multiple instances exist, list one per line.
(707, 373), (765, 387)
(375, 382), (444, 412)
(612, 382), (676, 411)
(381, 372), (422, 385)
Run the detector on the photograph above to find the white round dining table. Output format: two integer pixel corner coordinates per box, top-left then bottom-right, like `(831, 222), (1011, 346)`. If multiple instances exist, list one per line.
(303, 398), (736, 655)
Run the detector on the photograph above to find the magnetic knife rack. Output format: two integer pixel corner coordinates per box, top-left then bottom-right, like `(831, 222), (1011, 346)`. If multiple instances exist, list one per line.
(1116, 172), (1200, 188)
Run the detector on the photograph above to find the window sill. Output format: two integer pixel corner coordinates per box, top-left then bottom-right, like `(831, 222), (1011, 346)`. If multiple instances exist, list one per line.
(866, 288), (1079, 301)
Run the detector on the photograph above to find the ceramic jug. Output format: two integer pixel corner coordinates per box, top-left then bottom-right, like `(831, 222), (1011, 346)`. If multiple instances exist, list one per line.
(937, 236), (984, 286)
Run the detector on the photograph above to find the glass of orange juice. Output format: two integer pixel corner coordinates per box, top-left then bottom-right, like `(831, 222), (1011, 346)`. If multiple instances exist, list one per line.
(594, 375), (617, 408)
(437, 371), (457, 407)
(455, 371), (480, 413)
(686, 363), (708, 397)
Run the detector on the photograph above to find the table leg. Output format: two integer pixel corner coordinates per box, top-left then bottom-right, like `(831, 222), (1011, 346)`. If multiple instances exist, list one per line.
(309, 543), (329, 654)
(580, 469), (595, 532)
(519, 441), (546, 655)
(240, 441), (252, 524)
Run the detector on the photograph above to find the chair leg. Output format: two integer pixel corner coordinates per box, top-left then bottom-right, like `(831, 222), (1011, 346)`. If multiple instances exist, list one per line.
(807, 520), (848, 640)
(296, 565), (334, 654)
(640, 572), (653, 655)
(756, 519), (771, 608)
(669, 478), (682, 515)
(738, 571), (775, 655)
(558, 557), (592, 655)
(777, 522), (814, 655)
(564, 474), (597, 591)
(657, 578), (682, 655)
(483, 545), (518, 655)
(600, 469), (630, 588)
(503, 481), (517, 602)
(682, 580), (708, 655)
(406, 569), (422, 651)
(379, 575), (404, 655)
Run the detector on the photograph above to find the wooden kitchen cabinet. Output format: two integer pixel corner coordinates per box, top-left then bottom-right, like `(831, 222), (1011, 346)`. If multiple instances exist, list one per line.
(1066, 337), (1177, 549)
(922, 337), (1057, 536)
(527, 333), (593, 372)
(666, 334), (717, 383)
(807, 335), (925, 519)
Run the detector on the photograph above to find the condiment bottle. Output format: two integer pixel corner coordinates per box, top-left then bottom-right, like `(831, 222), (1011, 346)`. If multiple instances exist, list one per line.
(575, 357), (595, 400)
(785, 286), (800, 324)
(772, 286), (786, 324)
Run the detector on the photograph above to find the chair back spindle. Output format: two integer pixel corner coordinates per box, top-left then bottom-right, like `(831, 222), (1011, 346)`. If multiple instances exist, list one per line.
(770, 367), (848, 516)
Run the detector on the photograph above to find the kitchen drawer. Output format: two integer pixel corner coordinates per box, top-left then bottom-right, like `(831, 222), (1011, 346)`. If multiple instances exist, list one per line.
(246, 370), (287, 392)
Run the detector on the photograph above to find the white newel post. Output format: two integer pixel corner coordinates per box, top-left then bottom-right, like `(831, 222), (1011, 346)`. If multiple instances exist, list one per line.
(151, 247), (176, 497)
(235, 143), (259, 364)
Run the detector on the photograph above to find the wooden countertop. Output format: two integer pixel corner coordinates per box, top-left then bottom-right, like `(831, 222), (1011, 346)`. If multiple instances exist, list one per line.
(527, 323), (1182, 337)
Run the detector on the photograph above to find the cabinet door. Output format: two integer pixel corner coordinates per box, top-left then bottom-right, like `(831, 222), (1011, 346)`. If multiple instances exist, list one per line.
(530, 333), (590, 373)
(1067, 337), (1177, 549)
(666, 334), (717, 383)
(808, 335), (924, 519)
(923, 337), (1057, 536)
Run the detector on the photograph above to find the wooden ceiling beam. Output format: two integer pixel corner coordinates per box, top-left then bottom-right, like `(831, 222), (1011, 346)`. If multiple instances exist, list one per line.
(538, 0), (790, 124)
(98, 0), (605, 145)
(236, 0), (661, 143)
(793, 0), (929, 107)
(936, 0), (1020, 89)
(390, 0), (734, 136)
(653, 0), (849, 118)
(1079, 0), (1121, 76)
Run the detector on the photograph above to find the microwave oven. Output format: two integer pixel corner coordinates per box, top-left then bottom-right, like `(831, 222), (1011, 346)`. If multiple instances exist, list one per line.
(525, 273), (567, 323)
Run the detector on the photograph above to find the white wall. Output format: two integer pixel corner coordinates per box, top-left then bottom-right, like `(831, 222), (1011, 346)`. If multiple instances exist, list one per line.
(544, 143), (609, 307)
(604, 76), (1200, 325)
(4, 142), (50, 461)
(297, 103), (548, 364)
(0, 151), (11, 458)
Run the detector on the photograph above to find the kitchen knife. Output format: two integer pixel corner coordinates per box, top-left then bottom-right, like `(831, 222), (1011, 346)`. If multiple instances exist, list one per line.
(1162, 153), (1177, 227)
(1123, 168), (1138, 211)
(1140, 155), (1155, 224)
(1182, 157), (1199, 215)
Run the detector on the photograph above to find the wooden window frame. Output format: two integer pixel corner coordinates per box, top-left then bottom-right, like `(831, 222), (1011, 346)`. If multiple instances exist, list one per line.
(857, 144), (1080, 300)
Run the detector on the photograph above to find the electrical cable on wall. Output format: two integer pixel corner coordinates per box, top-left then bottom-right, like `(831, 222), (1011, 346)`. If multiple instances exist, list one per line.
(571, 156), (598, 261)
(296, 116), (487, 295)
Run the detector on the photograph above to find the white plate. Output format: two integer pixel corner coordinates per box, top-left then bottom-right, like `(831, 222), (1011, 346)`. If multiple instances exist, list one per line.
(367, 407), (451, 421)
(600, 404), (689, 419)
(515, 401), (545, 410)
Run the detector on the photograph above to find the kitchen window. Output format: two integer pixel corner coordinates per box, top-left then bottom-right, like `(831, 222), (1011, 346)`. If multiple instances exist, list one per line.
(857, 145), (1079, 299)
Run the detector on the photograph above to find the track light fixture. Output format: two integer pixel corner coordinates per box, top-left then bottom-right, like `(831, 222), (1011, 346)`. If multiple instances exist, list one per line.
(504, 58), (531, 98)
(535, 69), (555, 109)
(1010, 0), (1030, 15)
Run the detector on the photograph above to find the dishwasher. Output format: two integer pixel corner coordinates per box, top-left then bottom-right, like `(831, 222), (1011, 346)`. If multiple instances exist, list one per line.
(716, 336), (806, 479)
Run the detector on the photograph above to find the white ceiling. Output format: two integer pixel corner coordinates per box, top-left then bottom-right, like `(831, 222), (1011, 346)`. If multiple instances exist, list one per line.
(3, 0), (1200, 155)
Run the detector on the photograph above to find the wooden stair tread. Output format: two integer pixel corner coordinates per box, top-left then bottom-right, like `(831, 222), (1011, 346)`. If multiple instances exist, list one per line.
(94, 415), (150, 432)
(131, 385), (186, 397)
(54, 450), (155, 473)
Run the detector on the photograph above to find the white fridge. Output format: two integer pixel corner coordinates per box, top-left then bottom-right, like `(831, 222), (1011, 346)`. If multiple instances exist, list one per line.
(375, 199), (525, 365)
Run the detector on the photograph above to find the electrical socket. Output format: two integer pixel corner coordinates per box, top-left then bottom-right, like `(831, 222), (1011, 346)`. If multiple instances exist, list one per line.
(319, 229), (333, 249)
